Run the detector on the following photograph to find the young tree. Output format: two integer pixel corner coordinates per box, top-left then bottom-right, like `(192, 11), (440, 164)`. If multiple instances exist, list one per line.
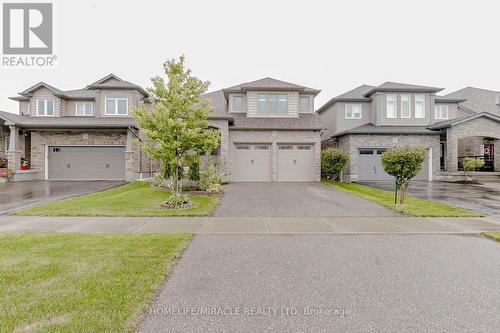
(380, 146), (426, 205)
(133, 56), (220, 198)
(321, 148), (348, 180)
(463, 157), (485, 182)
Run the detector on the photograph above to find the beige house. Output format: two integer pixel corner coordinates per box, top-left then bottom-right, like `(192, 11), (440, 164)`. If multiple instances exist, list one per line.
(1, 76), (323, 182)
(318, 82), (500, 181)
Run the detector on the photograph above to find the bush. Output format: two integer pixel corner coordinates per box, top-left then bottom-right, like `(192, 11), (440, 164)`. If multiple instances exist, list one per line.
(463, 157), (485, 182)
(162, 193), (192, 209)
(0, 168), (13, 178)
(381, 146), (426, 204)
(206, 183), (221, 193)
(187, 155), (200, 181)
(321, 149), (348, 180)
(199, 167), (227, 191)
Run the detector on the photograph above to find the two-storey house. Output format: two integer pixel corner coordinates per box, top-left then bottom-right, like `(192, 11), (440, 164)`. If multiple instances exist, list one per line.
(318, 82), (500, 181)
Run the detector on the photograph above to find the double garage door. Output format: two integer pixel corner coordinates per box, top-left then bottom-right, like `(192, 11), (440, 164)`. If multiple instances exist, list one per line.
(358, 148), (429, 181)
(48, 146), (126, 180)
(232, 144), (315, 182)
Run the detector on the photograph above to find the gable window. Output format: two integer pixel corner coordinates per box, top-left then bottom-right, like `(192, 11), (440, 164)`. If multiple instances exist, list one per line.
(75, 102), (93, 116)
(257, 94), (288, 114)
(36, 100), (54, 116)
(345, 104), (362, 119)
(435, 104), (449, 120)
(415, 94), (425, 118)
(386, 94), (397, 118)
(400, 94), (411, 118)
(105, 93), (128, 115)
(231, 95), (244, 112)
(300, 96), (311, 113)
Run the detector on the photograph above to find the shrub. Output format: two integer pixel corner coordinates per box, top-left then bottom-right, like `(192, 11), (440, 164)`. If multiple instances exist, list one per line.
(187, 155), (200, 181)
(0, 168), (13, 178)
(381, 146), (426, 204)
(199, 167), (227, 191)
(162, 193), (192, 209)
(321, 149), (348, 180)
(463, 157), (485, 182)
(206, 183), (221, 193)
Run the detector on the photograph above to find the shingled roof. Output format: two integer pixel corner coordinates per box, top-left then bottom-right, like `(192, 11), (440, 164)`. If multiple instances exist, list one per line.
(222, 77), (320, 97)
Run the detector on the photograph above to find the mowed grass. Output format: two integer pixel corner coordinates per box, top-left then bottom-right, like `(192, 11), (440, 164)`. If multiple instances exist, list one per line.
(323, 181), (483, 217)
(482, 232), (500, 242)
(0, 233), (191, 333)
(11, 181), (219, 217)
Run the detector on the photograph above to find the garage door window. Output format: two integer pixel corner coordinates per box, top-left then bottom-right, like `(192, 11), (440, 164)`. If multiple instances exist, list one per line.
(297, 145), (312, 150)
(235, 145), (250, 150)
(254, 145), (269, 150)
(279, 145), (293, 150)
(359, 149), (374, 154)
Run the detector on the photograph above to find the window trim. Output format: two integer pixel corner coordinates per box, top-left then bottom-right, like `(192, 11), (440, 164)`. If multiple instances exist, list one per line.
(344, 103), (362, 119)
(386, 94), (397, 118)
(414, 94), (425, 119)
(400, 94), (411, 118)
(299, 95), (312, 113)
(257, 93), (289, 115)
(230, 95), (245, 113)
(105, 94), (129, 116)
(36, 100), (55, 117)
(435, 104), (449, 120)
(75, 102), (93, 116)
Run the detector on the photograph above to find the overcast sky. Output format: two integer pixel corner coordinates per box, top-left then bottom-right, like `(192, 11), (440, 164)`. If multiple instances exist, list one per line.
(1, 0), (499, 113)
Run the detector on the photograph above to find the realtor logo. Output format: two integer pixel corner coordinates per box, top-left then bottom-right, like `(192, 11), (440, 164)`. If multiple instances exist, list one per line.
(3, 3), (53, 54)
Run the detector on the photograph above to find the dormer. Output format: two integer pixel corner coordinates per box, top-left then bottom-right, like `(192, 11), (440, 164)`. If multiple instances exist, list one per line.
(222, 77), (320, 118)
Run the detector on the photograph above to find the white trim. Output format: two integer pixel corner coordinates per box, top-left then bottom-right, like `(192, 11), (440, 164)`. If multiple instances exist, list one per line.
(45, 144), (126, 180)
(36, 100), (55, 117)
(400, 94), (411, 118)
(434, 104), (449, 120)
(105, 95), (129, 115)
(428, 148), (433, 181)
(75, 102), (93, 116)
(229, 94), (245, 113)
(299, 95), (313, 113)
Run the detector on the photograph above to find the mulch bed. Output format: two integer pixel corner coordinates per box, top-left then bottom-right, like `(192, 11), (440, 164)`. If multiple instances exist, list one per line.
(160, 201), (194, 209)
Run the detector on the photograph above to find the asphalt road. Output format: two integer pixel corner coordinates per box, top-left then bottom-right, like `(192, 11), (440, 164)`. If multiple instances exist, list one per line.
(138, 234), (500, 332)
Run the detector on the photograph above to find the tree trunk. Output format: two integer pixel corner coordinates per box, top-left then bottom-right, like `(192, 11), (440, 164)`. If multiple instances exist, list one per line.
(399, 183), (406, 205)
(394, 182), (398, 205)
(174, 164), (179, 196)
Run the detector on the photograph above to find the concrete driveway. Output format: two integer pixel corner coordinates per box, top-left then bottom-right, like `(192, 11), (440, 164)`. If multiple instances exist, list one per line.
(361, 181), (500, 216)
(0, 180), (126, 214)
(214, 182), (398, 217)
(138, 234), (500, 332)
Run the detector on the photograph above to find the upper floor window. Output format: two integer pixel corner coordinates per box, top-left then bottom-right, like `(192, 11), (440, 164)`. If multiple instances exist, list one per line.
(257, 94), (288, 114)
(415, 94), (425, 118)
(105, 93), (128, 115)
(386, 94), (396, 118)
(400, 94), (411, 118)
(345, 104), (362, 119)
(300, 96), (311, 113)
(36, 100), (54, 116)
(435, 104), (449, 120)
(75, 102), (93, 116)
(231, 95), (244, 112)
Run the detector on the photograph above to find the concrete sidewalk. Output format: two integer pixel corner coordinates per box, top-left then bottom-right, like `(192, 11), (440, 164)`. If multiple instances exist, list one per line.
(0, 216), (499, 234)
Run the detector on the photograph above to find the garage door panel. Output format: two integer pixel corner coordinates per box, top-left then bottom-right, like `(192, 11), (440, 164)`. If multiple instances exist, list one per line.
(277, 144), (315, 182)
(231, 144), (272, 182)
(358, 148), (428, 181)
(49, 146), (126, 180)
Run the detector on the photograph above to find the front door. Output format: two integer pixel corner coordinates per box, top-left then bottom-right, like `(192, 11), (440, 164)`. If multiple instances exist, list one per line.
(484, 144), (494, 171)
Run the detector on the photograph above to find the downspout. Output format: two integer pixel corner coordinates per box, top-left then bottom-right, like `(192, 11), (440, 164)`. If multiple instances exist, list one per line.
(128, 126), (143, 179)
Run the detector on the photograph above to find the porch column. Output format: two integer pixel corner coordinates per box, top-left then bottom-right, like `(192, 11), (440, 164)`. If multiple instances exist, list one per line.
(495, 140), (500, 172)
(7, 125), (21, 171)
(446, 128), (458, 172)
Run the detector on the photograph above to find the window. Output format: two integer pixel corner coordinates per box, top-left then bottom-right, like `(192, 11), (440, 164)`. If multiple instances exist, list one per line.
(300, 96), (311, 113)
(345, 104), (362, 119)
(400, 94), (411, 118)
(278, 145), (293, 150)
(254, 145), (270, 150)
(297, 145), (312, 150)
(36, 100), (54, 116)
(231, 95), (244, 112)
(257, 94), (288, 114)
(105, 93), (128, 115)
(435, 104), (449, 120)
(386, 94), (396, 118)
(75, 102), (93, 116)
(415, 94), (425, 118)
(359, 149), (374, 155)
(235, 145), (250, 150)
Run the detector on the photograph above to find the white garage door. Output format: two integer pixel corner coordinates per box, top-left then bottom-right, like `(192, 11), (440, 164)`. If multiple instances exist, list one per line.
(231, 144), (272, 182)
(358, 148), (429, 181)
(48, 146), (126, 180)
(277, 144), (315, 182)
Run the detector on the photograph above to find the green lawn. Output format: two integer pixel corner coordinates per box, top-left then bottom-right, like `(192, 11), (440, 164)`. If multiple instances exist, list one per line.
(11, 181), (219, 217)
(323, 181), (483, 217)
(482, 232), (500, 242)
(0, 233), (191, 333)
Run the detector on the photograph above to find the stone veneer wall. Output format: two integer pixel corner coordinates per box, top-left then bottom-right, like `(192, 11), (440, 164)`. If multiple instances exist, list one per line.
(228, 129), (321, 181)
(337, 133), (441, 182)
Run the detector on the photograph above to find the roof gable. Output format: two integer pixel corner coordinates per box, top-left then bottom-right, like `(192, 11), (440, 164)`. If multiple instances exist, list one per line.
(223, 77), (320, 96)
(89, 74), (124, 86)
(317, 85), (374, 113)
(364, 81), (443, 96)
(19, 82), (64, 96)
